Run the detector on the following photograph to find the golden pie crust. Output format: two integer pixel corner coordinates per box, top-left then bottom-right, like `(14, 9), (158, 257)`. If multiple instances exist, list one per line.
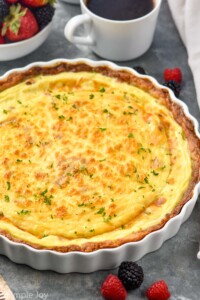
(0, 62), (199, 252)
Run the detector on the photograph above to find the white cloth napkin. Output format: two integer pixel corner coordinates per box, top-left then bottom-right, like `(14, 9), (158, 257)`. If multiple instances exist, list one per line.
(168, 0), (200, 110)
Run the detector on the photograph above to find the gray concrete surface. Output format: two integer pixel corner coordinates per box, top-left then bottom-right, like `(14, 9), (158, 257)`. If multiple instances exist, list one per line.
(0, 0), (200, 299)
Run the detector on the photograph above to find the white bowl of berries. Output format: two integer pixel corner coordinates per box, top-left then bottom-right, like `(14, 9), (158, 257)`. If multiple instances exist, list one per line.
(0, 0), (55, 61)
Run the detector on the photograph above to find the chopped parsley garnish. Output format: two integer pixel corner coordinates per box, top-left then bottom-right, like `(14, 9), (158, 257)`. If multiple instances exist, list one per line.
(99, 158), (106, 162)
(42, 234), (49, 238)
(16, 159), (23, 163)
(137, 147), (146, 154)
(123, 109), (138, 115)
(44, 196), (53, 206)
(4, 195), (10, 202)
(7, 181), (11, 190)
(63, 95), (68, 102)
(17, 210), (31, 215)
(3, 109), (8, 114)
(144, 177), (149, 184)
(133, 166), (137, 173)
(44, 195), (53, 205)
(104, 215), (112, 222)
(66, 116), (73, 121)
(99, 87), (106, 93)
(72, 104), (78, 109)
(40, 189), (48, 196)
(96, 207), (105, 214)
(128, 133), (134, 138)
(103, 109), (109, 113)
(89, 94), (94, 99)
(59, 115), (65, 119)
(55, 94), (61, 99)
(99, 127), (107, 131)
(67, 172), (73, 177)
(53, 103), (59, 110)
(151, 170), (159, 176)
(40, 189), (53, 205)
(17, 100), (22, 104)
(123, 111), (134, 115)
(78, 203), (85, 207)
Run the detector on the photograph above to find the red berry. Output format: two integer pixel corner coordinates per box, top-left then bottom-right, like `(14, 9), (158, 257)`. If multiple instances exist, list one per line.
(164, 68), (182, 84)
(101, 274), (127, 300)
(0, 32), (5, 44)
(146, 280), (171, 300)
(0, 26), (5, 44)
(2, 4), (39, 42)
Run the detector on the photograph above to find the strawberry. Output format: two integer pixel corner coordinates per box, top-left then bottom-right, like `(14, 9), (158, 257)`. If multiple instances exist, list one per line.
(21, 0), (53, 8)
(164, 67), (182, 84)
(146, 280), (171, 300)
(0, 32), (5, 44)
(0, 24), (5, 44)
(2, 4), (39, 42)
(101, 274), (127, 300)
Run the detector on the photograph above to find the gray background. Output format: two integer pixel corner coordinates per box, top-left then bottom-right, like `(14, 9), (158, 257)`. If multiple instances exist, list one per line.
(0, 0), (200, 299)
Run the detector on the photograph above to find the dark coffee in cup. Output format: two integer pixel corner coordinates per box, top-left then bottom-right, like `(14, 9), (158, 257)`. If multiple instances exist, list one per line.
(86, 0), (154, 21)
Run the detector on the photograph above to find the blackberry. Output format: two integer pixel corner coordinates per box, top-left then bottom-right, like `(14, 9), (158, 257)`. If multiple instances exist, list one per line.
(133, 66), (146, 75)
(34, 4), (55, 30)
(0, 0), (9, 23)
(163, 80), (181, 97)
(118, 261), (144, 290)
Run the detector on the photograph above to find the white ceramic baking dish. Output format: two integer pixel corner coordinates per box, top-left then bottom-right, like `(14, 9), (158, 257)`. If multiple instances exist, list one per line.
(0, 58), (199, 273)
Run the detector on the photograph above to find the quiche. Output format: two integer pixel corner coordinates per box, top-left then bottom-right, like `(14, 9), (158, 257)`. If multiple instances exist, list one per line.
(0, 61), (199, 252)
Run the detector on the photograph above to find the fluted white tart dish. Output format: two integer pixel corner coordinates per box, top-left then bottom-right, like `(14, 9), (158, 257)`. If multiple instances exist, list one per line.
(0, 58), (199, 273)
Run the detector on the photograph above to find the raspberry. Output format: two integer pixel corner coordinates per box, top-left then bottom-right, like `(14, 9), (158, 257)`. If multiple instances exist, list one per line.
(164, 68), (182, 84)
(133, 66), (146, 75)
(118, 261), (144, 290)
(101, 274), (127, 300)
(163, 80), (181, 98)
(146, 280), (171, 300)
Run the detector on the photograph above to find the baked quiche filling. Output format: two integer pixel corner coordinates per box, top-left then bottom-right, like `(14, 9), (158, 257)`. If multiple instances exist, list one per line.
(0, 65), (198, 252)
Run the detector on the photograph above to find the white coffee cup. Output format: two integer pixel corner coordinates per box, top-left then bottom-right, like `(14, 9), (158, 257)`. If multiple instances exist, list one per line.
(64, 0), (162, 61)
